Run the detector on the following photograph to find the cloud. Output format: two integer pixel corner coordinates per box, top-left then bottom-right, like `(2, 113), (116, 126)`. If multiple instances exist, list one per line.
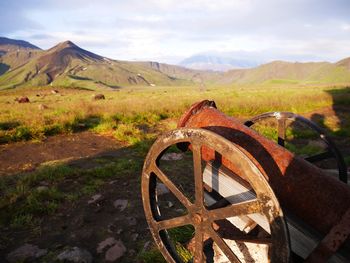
(1, 0), (350, 62)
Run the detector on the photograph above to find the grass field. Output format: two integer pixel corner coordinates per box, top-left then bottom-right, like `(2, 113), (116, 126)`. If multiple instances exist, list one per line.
(0, 83), (350, 262)
(1, 83), (349, 145)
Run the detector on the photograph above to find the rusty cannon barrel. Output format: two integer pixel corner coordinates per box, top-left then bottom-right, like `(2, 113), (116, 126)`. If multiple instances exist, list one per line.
(177, 100), (350, 261)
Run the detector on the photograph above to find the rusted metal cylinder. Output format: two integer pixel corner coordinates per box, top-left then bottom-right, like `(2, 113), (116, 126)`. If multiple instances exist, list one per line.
(178, 100), (350, 237)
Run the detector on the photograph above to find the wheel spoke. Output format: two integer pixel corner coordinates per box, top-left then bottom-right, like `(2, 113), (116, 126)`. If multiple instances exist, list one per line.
(208, 199), (261, 221)
(193, 144), (204, 207)
(208, 227), (241, 263)
(194, 226), (204, 263)
(277, 117), (286, 147)
(157, 214), (192, 230)
(222, 235), (271, 245)
(152, 165), (193, 209)
(305, 150), (333, 163)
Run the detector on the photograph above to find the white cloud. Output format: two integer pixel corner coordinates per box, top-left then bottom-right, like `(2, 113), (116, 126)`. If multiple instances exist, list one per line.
(3, 0), (350, 63)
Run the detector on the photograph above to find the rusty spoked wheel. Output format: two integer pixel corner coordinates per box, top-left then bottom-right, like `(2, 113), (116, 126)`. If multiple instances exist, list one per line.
(141, 128), (290, 262)
(244, 112), (348, 184)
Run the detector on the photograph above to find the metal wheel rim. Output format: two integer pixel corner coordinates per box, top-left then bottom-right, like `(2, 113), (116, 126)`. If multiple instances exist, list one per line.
(244, 112), (348, 183)
(141, 128), (290, 262)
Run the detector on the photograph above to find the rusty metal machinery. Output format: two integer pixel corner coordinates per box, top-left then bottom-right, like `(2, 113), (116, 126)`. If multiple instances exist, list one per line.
(141, 100), (350, 262)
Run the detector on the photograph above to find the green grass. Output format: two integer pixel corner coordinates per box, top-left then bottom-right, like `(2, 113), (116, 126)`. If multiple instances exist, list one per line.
(139, 225), (195, 263)
(0, 156), (143, 229)
(1, 84), (349, 145)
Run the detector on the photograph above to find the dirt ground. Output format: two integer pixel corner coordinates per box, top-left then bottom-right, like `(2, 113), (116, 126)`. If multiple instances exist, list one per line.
(0, 132), (125, 176)
(0, 132), (154, 262)
(0, 106), (349, 262)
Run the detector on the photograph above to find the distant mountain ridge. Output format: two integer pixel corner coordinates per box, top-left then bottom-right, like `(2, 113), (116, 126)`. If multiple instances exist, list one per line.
(0, 37), (42, 74)
(0, 38), (207, 89)
(220, 59), (350, 84)
(180, 53), (261, 71)
(0, 37), (350, 89)
(0, 37), (41, 51)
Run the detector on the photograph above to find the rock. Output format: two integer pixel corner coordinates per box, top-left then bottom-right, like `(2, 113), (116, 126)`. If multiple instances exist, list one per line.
(6, 244), (47, 263)
(15, 97), (30, 103)
(57, 247), (92, 263)
(38, 104), (48, 110)
(105, 240), (126, 262)
(156, 183), (170, 195)
(51, 89), (59, 94)
(93, 94), (105, 100)
(160, 152), (183, 161)
(167, 201), (174, 208)
(88, 194), (102, 204)
(109, 180), (117, 185)
(142, 241), (151, 252)
(107, 223), (116, 233)
(127, 217), (137, 226)
(97, 237), (117, 254)
(113, 199), (128, 211)
(175, 208), (185, 213)
(39, 181), (50, 186)
(131, 233), (139, 241)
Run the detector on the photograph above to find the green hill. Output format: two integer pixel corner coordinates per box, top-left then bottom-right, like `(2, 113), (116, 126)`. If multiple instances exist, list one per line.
(221, 60), (350, 85)
(0, 37), (42, 75)
(0, 40), (195, 90)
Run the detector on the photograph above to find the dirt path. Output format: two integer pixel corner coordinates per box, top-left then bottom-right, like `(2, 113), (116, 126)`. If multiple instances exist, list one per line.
(0, 132), (124, 176)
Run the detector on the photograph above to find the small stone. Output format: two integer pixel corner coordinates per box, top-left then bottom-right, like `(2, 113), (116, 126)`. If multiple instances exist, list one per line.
(131, 233), (139, 241)
(113, 199), (128, 212)
(127, 217), (137, 226)
(142, 241), (151, 252)
(15, 97), (30, 103)
(167, 201), (174, 208)
(92, 94), (105, 100)
(107, 223), (116, 233)
(6, 244), (47, 263)
(97, 237), (117, 254)
(51, 89), (59, 94)
(57, 247), (92, 263)
(105, 240), (126, 262)
(88, 194), (102, 204)
(39, 181), (50, 186)
(161, 152), (183, 161)
(156, 183), (170, 195)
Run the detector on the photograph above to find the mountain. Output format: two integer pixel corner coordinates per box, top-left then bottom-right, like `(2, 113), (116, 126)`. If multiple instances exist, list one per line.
(336, 57), (350, 70)
(0, 37), (41, 51)
(220, 59), (350, 84)
(135, 61), (221, 83)
(0, 40), (198, 89)
(1, 37), (349, 89)
(180, 52), (261, 71)
(0, 37), (42, 75)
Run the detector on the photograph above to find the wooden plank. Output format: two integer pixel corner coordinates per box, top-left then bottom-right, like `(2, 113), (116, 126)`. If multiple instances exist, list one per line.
(203, 162), (349, 262)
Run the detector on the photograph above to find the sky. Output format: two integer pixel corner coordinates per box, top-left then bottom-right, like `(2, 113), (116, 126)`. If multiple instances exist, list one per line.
(1, 0), (350, 64)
